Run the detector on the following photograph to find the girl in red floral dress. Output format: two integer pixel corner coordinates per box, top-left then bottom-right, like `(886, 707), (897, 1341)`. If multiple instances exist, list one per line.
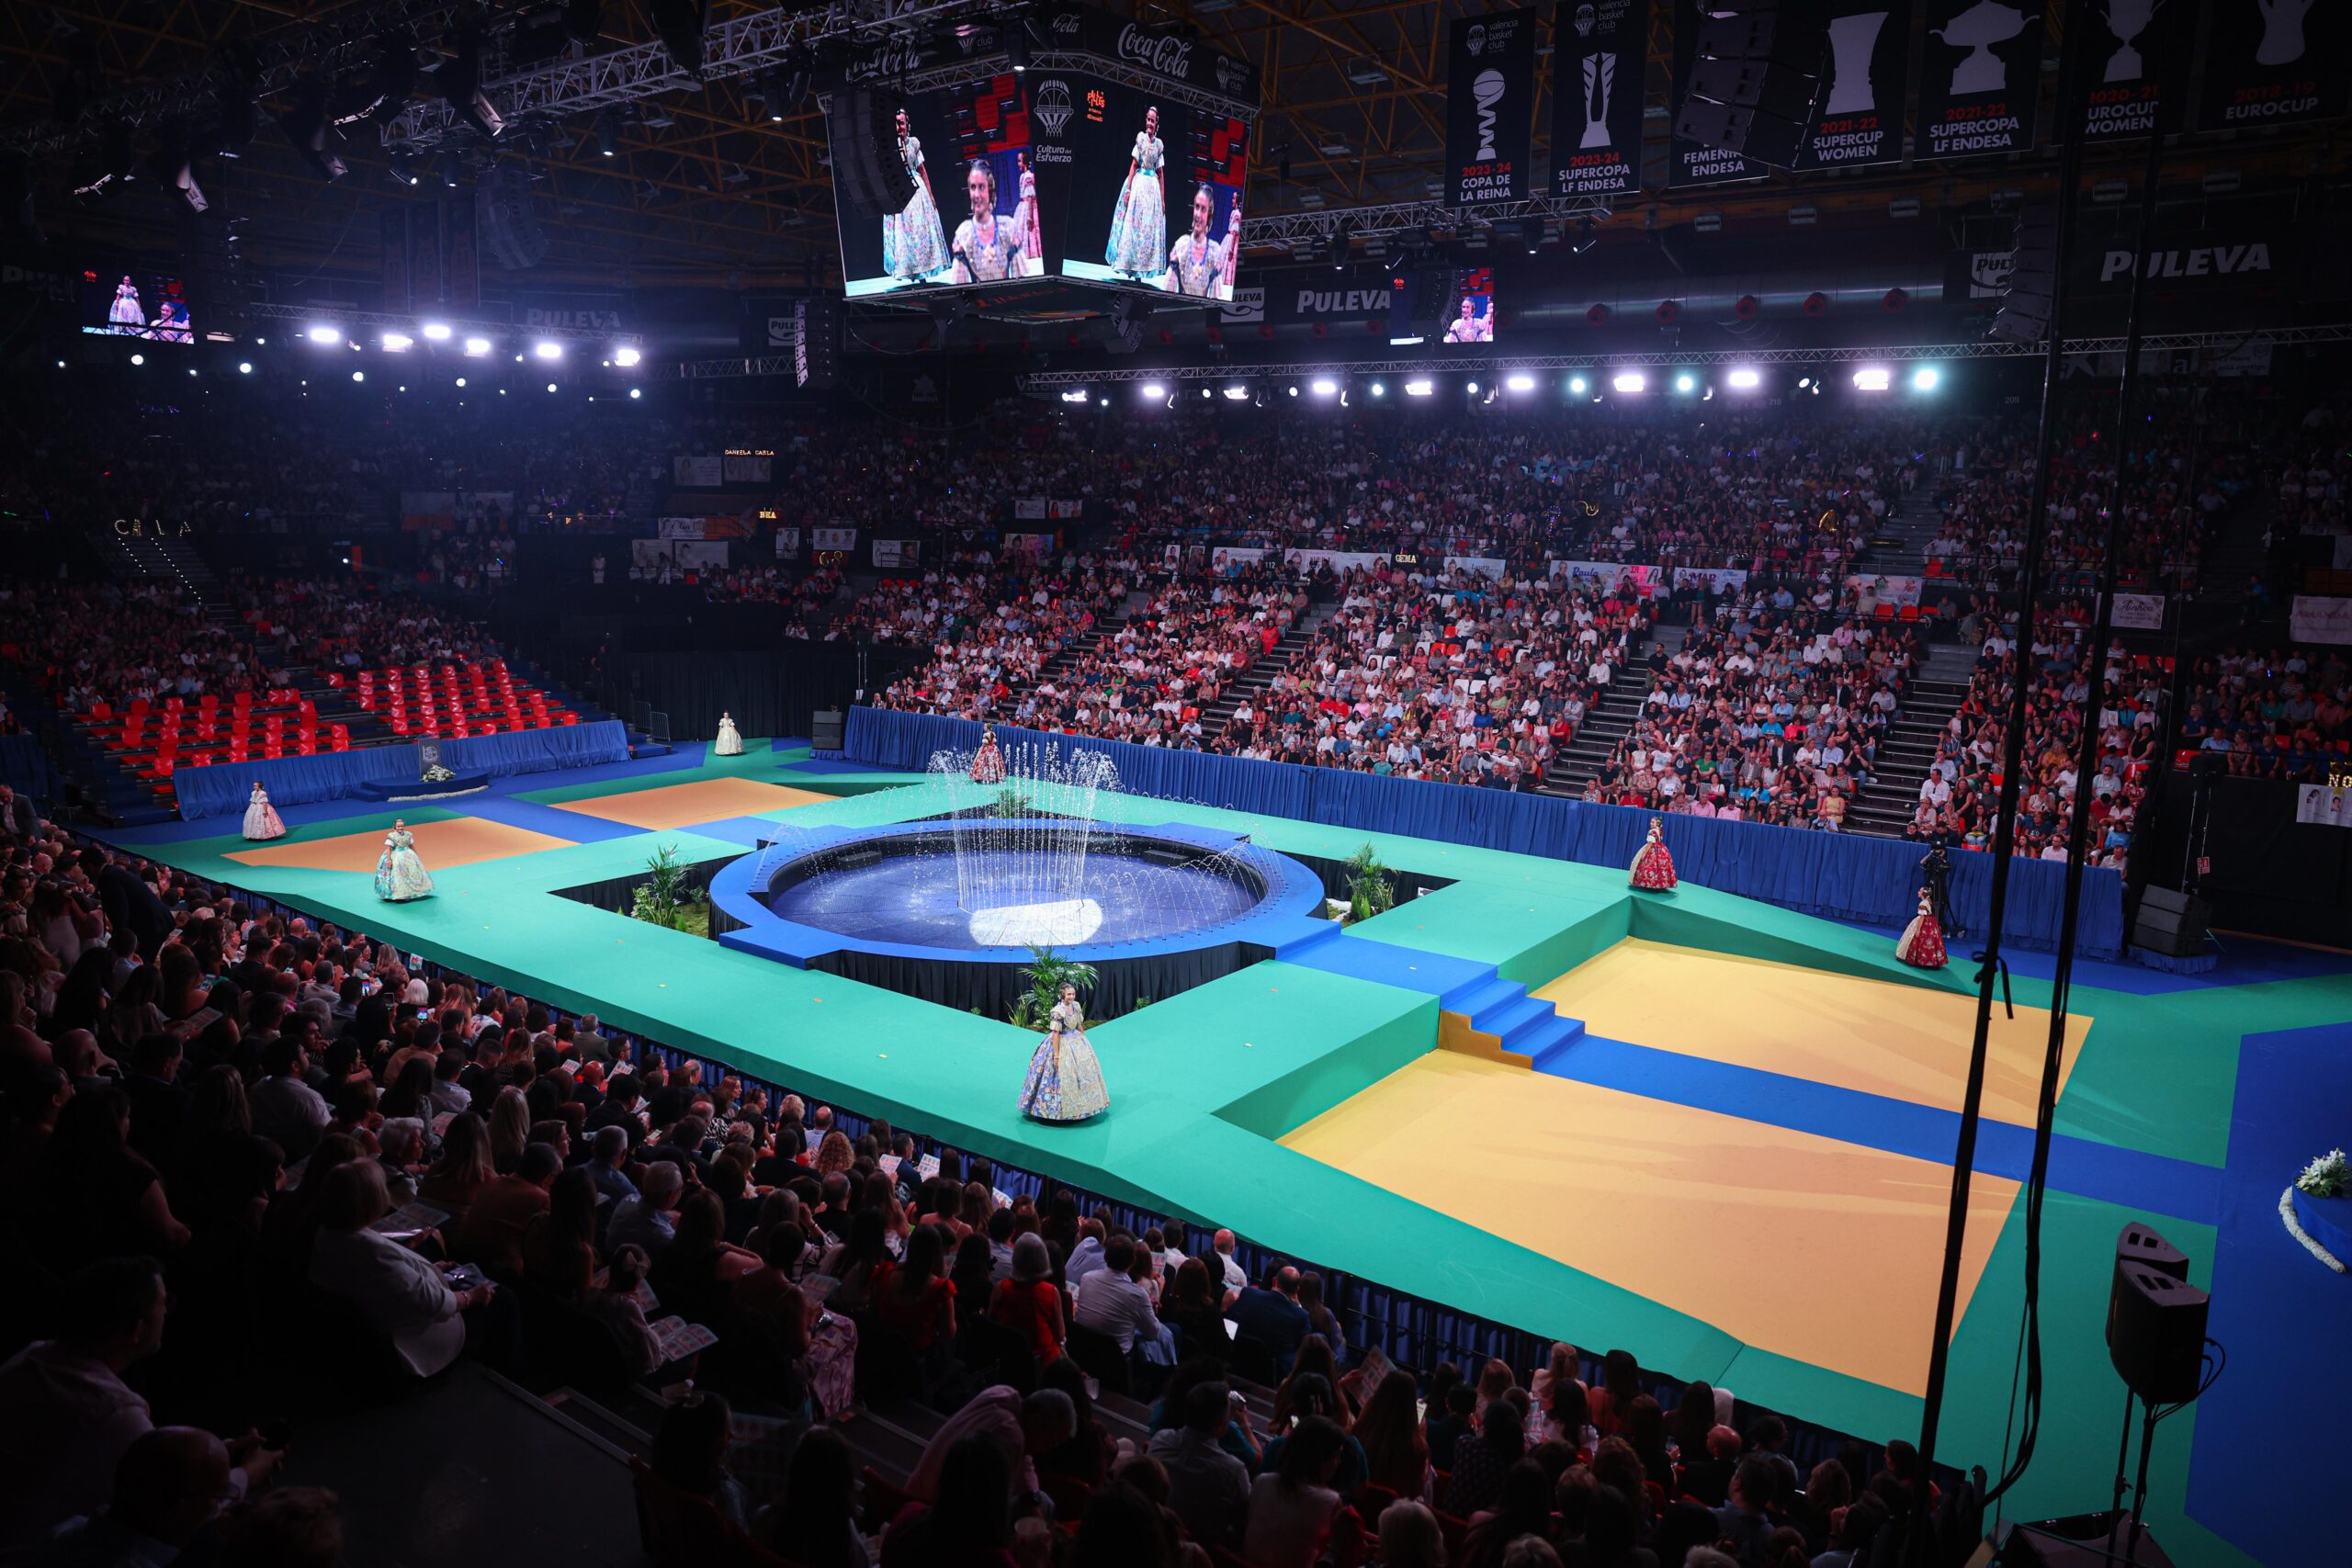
(1895, 887), (1949, 968)
(1628, 817), (1678, 891)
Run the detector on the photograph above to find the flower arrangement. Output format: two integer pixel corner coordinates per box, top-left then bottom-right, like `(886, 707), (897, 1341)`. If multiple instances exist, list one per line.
(422, 763), (457, 784)
(2296, 1148), (2347, 1199)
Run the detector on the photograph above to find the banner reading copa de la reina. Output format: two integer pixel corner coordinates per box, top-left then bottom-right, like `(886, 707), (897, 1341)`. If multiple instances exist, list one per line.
(1446, 9), (1537, 204)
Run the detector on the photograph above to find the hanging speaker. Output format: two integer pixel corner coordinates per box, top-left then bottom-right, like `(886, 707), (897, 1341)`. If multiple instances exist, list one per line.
(826, 87), (917, 217)
(2105, 1224), (2207, 1404)
(1676, 0), (1825, 171)
(1992, 201), (2058, 344)
(479, 166), (548, 271)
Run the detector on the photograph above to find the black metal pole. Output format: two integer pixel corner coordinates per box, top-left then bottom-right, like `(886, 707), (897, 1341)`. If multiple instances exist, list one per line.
(1908, 4), (2091, 1552)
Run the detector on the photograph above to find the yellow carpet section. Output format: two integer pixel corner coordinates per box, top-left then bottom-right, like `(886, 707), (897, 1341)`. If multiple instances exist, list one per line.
(548, 777), (839, 830)
(1532, 941), (2091, 1128)
(1281, 1052), (2019, 1395)
(228, 818), (574, 873)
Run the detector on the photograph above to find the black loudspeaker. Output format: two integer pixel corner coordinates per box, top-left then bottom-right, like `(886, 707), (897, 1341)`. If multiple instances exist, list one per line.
(2105, 1224), (2207, 1403)
(809, 709), (844, 751)
(794, 299), (840, 391)
(480, 166), (548, 271)
(1991, 201), (2057, 344)
(1674, 0), (1824, 170)
(826, 87), (917, 217)
(2132, 886), (2211, 957)
(2002, 1512), (2177, 1567)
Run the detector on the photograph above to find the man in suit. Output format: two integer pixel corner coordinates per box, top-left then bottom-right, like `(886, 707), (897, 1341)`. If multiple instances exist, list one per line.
(78, 849), (173, 958)
(1227, 1263), (1311, 1371)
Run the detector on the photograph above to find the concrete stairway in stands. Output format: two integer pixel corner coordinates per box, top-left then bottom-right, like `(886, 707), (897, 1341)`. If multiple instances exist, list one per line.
(1846, 648), (1974, 838)
(1537, 661), (1656, 797)
(107, 533), (223, 606)
(1193, 603), (1336, 737)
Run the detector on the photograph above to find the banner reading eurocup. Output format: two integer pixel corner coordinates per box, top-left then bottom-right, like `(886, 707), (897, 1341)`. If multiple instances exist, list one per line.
(2199, 0), (2349, 130)
(1551, 0), (1643, 197)
(1446, 9), (1536, 204)
(1914, 0), (2042, 159)
(1793, 0), (1916, 170)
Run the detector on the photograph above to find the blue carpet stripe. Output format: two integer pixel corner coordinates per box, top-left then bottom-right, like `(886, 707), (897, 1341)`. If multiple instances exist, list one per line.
(1284, 932), (1496, 998)
(1542, 1036), (2222, 1224)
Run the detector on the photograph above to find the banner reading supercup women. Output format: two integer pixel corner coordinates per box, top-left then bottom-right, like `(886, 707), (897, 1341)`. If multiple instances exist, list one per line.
(2079, 0), (2195, 140)
(1913, 0), (2044, 159)
(1793, 0), (1917, 169)
(1551, 0), (1645, 197)
(2197, 0), (2348, 130)
(1447, 10), (1538, 204)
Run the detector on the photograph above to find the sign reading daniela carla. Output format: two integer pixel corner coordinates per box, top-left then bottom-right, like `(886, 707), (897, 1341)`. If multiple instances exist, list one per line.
(2198, 0), (2348, 130)
(1551, 0), (1643, 197)
(1794, 0), (1916, 169)
(2079, 0), (2196, 140)
(1915, 0), (2043, 159)
(1447, 9), (1536, 204)
(1668, 0), (1770, 187)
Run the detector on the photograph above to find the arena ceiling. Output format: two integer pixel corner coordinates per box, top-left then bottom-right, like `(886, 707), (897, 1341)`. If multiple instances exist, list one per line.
(1, 2), (2341, 288)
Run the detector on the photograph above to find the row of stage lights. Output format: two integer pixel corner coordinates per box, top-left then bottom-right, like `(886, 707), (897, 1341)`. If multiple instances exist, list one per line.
(297, 322), (643, 370)
(1066, 366), (1944, 406)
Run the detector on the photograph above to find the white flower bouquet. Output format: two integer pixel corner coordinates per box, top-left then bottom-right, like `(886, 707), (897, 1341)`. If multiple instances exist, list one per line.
(2297, 1148), (2348, 1200)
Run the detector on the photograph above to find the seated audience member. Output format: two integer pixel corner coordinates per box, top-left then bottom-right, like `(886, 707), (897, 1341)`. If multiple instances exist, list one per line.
(1146, 1379), (1252, 1551)
(1351, 1368), (1432, 1499)
(217, 1486), (345, 1568)
(451, 1141), (560, 1272)
(1712, 1454), (1782, 1567)
(608, 1159), (686, 1258)
(1243, 1415), (1356, 1568)
(881, 1435), (1019, 1568)
(1227, 1263), (1311, 1370)
(25, 1426), (235, 1568)
(309, 1160), (496, 1378)
(1446, 1400), (1526, 1518)
(753, 1427), (869, 1568)
(650, 1391), (752, 1532)
(989, 1233), (1066, 1365)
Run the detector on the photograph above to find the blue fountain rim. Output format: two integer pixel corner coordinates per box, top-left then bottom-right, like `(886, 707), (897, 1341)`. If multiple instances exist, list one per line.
(707, 818), (1331, 970)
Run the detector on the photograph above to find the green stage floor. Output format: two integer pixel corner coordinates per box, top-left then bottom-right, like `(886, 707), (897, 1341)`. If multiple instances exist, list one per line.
(110, 742), (2352, 1568)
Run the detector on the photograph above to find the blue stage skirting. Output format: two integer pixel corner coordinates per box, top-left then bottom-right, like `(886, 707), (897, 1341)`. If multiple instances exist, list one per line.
(175, 721), (631, 820)
(844, 708), (2127, 959)
(351, 769), (492, 802)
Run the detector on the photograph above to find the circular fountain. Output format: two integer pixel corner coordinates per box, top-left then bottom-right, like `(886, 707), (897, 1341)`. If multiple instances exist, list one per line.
(705, 738), (1327, 1018)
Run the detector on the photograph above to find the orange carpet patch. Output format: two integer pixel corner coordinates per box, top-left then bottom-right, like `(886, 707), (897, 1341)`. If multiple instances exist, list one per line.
(548, 777), (838, 831)
(228, 817), (575, 874)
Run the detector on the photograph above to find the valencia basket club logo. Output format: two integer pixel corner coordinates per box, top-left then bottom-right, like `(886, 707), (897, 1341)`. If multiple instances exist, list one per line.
(1034, 79), (1073, 136)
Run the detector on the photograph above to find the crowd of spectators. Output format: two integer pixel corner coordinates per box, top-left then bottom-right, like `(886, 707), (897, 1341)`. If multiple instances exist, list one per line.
(869, 553), (1136, 718)
(2177, 644), (2352, 782)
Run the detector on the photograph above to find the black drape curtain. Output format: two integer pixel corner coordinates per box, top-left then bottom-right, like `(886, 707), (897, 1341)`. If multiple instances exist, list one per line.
(618, 644), (929, 743)
(810, 942), (1269, 1022)
(2143, 772), (2352, 946)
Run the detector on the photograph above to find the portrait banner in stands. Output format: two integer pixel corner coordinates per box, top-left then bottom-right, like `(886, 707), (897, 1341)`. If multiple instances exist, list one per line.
(2290, 595), (2352, 645)
(873, 538), (919, 570)
(1844, 571), (1922, 609)
(2199, 0), (2348, 130)
(1447, 8), (1537, 203)
(1668, 0), (1771, 186)
(1676, 566), (1754, 594)
(1793, 0), (1916, 170)
(2295, 784), (2352, 828)
(657, 517), (707, 539)
(775, 527), (801, 560)
(1284, 548), (1392, 574)
(1550, 559), (1659, 593)
(1014, 496), (1050, 519)
(1914, 0), (2042, 159)
(1211, 547), (1270, 570)
(674, 455), (724, 488)
(812, 527), (858, 552)
(2109, 592), (2165, 629)
(722, 453), (773, 484)
(1552, 0), (1643, 197)
(2078, 0), (2195, 140)
(1443, 556), (1510, 578)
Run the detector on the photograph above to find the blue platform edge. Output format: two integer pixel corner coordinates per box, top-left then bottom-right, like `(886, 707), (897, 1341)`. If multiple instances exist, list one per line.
(350, 769), (492, 802)
(175, 720), (631, 818)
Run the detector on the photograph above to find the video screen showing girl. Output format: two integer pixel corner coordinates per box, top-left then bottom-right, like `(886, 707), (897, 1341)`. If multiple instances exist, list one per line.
(1442, 268), (1496, 343)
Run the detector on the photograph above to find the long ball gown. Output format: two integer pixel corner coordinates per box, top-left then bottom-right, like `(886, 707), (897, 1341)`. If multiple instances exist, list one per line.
(970, 731), (1007, 784)
(374, 827), (436, 902)
(1894, 891), (1949, 968)
(1628, 818), (1678, 891)
(242, 785), (287, 841)
(1104, 131), (1167, 276)
(882, 136), (951, 280)
(1019, 999), (1109, 1122)
(714, 713), (744, 756)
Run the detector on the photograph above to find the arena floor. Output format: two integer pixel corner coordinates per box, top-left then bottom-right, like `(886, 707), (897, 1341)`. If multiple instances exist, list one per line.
(105, 740), (2352, 1568)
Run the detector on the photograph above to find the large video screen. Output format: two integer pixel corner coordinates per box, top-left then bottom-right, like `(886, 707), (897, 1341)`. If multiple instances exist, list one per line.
(1057, 86), (1248, 301)
(1439, 267), (1496, 344)
(82, 267), (194, 344)
(837, 75), (1045, 299)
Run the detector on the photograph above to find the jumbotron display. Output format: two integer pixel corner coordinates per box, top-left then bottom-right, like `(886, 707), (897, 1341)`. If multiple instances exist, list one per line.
(836, 76), (1045, 298)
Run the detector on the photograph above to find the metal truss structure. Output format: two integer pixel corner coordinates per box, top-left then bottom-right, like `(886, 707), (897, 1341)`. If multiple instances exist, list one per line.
(243, 299), (643, 347)
(1240, 193), (1613, 248)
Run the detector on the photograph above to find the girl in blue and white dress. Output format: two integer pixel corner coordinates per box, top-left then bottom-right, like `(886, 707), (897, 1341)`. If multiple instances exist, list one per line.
(950, 160), (1026, 284)
(374, 819), (435, 902)
(882, 108), (951, 281)
(1009, 153), (1043, 274)
(1166, 183), (1240, 299)
(242, 783), (287, 841)
(108, 277), (146, 333)
(1104, 107), (1167, 279)
(1018, 983), (1109, 1122)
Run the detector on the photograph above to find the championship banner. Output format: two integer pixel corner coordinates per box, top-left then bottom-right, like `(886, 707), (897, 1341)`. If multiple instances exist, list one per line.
(1914, 0), (2042, 160)
(811, 526), (858, 552)
(1551, 0), (1643, 197)
(2199, 0), (2349, 130)
(2110, 592), (2165, 630)
(1284, 548), (1392, 575)
(1794, 0), (1915, 169)
(774, 526), (801, 560)
(2080, 0), (2195, 140)
(1668, 0), (1770, 186)
(2290, 595), (2352, 646)
(2295, 784), (2352, 828)
(1844, 571), (1920, 608)
(1678, 566), (1755, 594)
(1446, 9), (1537, 204)
(1443, 556), (1509, 579)
(673, 456), (724, 488)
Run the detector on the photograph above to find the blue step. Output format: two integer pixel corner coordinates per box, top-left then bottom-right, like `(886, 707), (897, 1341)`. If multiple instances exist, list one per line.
(1270, 919), (1344, 962)
(1476, 993), (1557, 1044)
(1441, 975), (1520, 1018)
(1520, 1015), (1589, 1072)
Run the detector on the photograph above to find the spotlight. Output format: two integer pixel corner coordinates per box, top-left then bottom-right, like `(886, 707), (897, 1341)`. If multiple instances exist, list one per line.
(1464, 381), (1479, 395)
(456, 377), (468, 387)
(381, 333), (413, 352)
(1506, 373), (1535, 393)
(1727, 367), (1761, 389)
(1370, 381), (1385, 397)
(534, 341), (563, 360)
(1912, 366), (1940, 391)
(1061, 389), (1089, 403)
(1286, 386), (1297, 397)
(1797, 377), (1812, 389)
(1005, 18), (1030, 73)
(387, 156), (420, 187)
(1674, 373), (1696, 394)
(1140, 381), (1166, 400)
(1612, 371), (1646, 393)
(1567, 376), (1589, 395)
(1310, 378), (1338, 396)
(1404, 379), (1434, 397)
(547, 382), (559, 392)
(130, 354), (144, 366)
(237, 361), (252, 374)
(1852, 367), (1892, 391)
(613, 345), (641, 367)
(187, 367), (198, 377)
(597, 108), (620, 156)
(441, 151), (461, 187)
(462, 336), (492, 356)
(423, 322), (453, 341)
(352, 370), (365, 381)
(307, 325), (342, 344)
(628, 387), (641, 399)
(1223, 384), (1250, 400)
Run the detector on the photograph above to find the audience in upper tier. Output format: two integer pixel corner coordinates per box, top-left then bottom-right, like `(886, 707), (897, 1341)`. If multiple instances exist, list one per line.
(2177, 644), (2352, 783)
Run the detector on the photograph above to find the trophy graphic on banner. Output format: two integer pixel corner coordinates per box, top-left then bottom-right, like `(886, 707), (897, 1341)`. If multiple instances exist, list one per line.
(1580, 52), (1616, 146)
(1934, 0), (2030, 96)
(1825, 11), (1888, 112)
(2255, 0), (2312, 66)
(2099, 0), (2160, 82)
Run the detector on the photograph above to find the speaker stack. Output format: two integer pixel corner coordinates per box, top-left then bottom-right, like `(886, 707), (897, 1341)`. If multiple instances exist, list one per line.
(1672, 1), (1826, 170)
(825, 87), (918, 217)
(2001, 1512), (2178, 1567)
(1991, 201), (2058, 344)
(794, 299), (841, 391)
(2131, 886), (2211, 958)
(2106, 1224), (2207, 1404)
(809, 709), (845, 751)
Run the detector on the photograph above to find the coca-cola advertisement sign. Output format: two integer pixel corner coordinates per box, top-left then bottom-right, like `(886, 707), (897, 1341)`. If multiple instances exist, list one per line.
(1116, 23), (1193, 80)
